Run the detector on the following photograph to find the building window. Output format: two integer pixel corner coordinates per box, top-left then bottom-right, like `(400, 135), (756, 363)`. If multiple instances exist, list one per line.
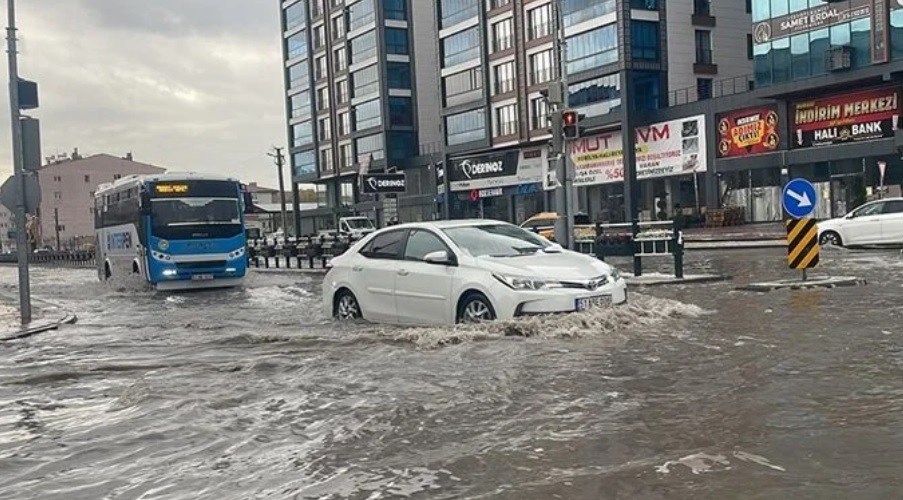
(388, 131), (416, 160)
(490, 0), (511, 8)
(443, 26), (481, 67)
(493, 61), (515, 95)
(354, 98), (382, 130)
(54, 191), (62, 200)
(494, 104), (518, 137)
(352, 64), (379, 98)
(384, 0), (407, 20)
(335, 79), (349, 104)
(348, 0), (376, 31)
(695, 30), (713, 64)
(568, 73), (621, 116)
(443, 67), (483, 106)
(334, 47), (347, 71)
(313, 24), (327, 50)
(529, 49), (554, 85)
(697, 78), (713, 100)
(319, 148), (334, 173)
(356, 134), (385, 163)
(285, 2), (306, 31)
(694, 0), (711, 16)
(315, 55), (328, 79)
(310, 0), (322, 19)
(440, 0), (479, 29)
(113, 174), (122, 180)
(387, 62), (411, 89)
(332, 15), (346, 39)
(528, 4), (552, 40)
(445, 109), (485, 145)
(288, 62), (310, 90)
(567, 24), (618, 75)
(631, 21), (659, 61)
(633, 71), (660, 111)
(53, 175), (61, 182)
(563, 0), (616, 28)
(388, 96), (413, 127)
(350, 31), (377, 64)
(385, 28), (409, 55)
(318, 116), (332, 141)
(291, 91), (312, 119)
(747, 34), (753, 60)
(630, 0), (658, 10)
(338, 110), (352, 136)
(293, 121), (314, 147)
(293, 150), (317, 178)
(530, 97), (549, 130)
(316, 86), (330, 111)
(492, 18), (513, 52)
(339, 143), (354, 168)
(287, 33), (308, 60)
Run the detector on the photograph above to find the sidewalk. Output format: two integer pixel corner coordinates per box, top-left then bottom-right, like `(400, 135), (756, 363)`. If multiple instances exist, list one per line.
(0, 295), (78, 341)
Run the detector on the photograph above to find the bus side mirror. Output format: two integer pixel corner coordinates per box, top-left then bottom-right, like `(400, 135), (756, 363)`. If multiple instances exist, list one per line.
(140, 193), (151, 215)
(243, 192), (254, 214)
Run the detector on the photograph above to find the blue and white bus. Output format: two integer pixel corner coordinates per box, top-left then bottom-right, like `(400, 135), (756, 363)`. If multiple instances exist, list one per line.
(94, 173), (250, 290)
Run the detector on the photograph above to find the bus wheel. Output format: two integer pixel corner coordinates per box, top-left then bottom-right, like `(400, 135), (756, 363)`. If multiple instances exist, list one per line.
(104, 263), (112, 280)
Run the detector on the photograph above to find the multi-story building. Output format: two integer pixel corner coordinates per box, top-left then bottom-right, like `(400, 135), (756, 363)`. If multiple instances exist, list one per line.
(278, 0), (442, 230)
(35, 151), (166, 249)
(0, 204), (13, 252)
(435, 0), (755, 223)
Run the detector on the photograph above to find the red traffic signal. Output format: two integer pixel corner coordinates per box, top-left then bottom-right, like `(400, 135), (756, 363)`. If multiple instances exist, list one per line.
(561, 110), (583, 139)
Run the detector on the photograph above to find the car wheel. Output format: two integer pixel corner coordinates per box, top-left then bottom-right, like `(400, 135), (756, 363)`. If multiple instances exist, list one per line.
(819, 231), (843, 247)
(457, 292), (496, 324)
(334, 290), (362, 320)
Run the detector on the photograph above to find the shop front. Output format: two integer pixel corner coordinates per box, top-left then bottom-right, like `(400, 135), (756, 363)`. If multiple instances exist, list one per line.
(568, 114), (709, 223)
(447, 146), (547, 224)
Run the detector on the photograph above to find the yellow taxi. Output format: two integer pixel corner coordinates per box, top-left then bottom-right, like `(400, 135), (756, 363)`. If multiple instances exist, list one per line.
(519, 212), (595, 241)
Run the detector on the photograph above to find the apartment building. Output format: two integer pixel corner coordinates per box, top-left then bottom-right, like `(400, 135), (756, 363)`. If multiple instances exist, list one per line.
(0, 204), (13, 252)
(279, 0), (442, 228)
(36, 152), (166, 249)
(435, 0), (754, 223)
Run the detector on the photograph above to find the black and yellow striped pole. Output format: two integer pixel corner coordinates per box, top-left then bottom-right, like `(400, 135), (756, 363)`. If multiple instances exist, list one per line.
(785, 217), (819, 280)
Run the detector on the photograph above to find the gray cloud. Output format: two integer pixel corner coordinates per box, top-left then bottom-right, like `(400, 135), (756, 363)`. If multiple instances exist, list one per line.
(1, 0), (288, 188)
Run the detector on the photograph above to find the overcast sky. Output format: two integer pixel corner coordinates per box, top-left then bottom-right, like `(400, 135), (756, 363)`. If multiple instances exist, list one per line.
(0, 0), (287, 189)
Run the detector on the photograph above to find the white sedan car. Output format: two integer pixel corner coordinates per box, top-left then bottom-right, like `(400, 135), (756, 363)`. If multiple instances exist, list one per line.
(818, 197), (903, 247)
(322, 219), (628, 326)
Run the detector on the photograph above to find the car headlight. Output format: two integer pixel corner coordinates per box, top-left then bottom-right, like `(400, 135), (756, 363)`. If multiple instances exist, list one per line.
(493, 273), (558, 291)
(609, 268), (622, 282)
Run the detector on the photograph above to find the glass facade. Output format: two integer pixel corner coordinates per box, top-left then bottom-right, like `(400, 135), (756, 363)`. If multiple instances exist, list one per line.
(566, 24), (618, 75)
(446, 109), (486, 145)
(753, 3), (903, 87)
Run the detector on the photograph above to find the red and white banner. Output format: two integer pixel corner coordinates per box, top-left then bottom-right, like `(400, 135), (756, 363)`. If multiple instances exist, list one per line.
(569, 115), (707, 187)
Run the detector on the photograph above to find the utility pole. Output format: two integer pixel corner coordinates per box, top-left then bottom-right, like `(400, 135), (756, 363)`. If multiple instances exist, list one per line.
(7, 0), (31, 324)
(268, 147), (289, 235)
(550, 0), (575, 250)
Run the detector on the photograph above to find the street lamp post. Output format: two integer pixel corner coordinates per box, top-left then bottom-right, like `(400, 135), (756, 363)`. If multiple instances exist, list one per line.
(6, 0), (31, 323)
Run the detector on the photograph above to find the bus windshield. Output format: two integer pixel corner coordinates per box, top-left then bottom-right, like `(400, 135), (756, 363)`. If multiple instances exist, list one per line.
(150, 197), (241, 239)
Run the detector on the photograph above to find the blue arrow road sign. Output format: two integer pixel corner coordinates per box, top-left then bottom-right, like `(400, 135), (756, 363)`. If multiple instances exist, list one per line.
(782, 178), (817, 219)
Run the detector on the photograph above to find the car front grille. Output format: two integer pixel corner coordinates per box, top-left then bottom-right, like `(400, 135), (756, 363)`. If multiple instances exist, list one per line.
(560, 275), (609, 290)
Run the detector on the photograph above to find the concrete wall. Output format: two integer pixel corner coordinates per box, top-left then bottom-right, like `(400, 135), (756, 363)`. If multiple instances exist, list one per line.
(412, 0), (443, 156)
(36, 154), (166, 248)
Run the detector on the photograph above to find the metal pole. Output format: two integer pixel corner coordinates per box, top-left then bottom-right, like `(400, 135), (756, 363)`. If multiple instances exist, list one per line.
(551, 0), (575, 249)
(7, 0), (31, 324)
(291, 180), (301, 237)
(271, 147), (289, 235)
(53, 207), (60, 250)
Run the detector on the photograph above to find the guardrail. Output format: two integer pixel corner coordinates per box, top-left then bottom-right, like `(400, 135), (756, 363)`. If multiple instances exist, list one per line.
(246, 234), (364, 270)
(0, 251), (97, 268)
(593, 221), (684, 278)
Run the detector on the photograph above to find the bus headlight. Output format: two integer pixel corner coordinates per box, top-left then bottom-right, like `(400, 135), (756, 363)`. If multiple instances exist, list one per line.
(228, 247), (246, 259)
(158, 239), (170, 251)
(162, 269), (177, 277)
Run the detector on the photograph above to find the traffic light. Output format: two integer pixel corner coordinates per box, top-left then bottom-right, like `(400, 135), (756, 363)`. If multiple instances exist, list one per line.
(562, 110), (583, 139)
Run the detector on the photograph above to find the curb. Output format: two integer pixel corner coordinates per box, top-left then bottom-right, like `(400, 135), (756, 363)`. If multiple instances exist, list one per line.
(0, 313), (78, 342)
(625, 274), (733, 287)
(735, 277), (867, 292)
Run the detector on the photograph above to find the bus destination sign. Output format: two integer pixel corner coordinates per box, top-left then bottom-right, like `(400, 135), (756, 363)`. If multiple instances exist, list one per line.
(155, 183), (190, 195)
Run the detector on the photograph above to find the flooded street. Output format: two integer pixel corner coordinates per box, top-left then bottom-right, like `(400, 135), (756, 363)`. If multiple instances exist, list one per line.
(1, 248), (902, 499)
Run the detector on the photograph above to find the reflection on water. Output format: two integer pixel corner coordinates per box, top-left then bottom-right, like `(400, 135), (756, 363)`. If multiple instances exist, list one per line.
(1, 248), (902, 499)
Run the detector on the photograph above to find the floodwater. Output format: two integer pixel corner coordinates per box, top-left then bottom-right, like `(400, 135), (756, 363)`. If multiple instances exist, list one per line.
(1, 247), (902, 499)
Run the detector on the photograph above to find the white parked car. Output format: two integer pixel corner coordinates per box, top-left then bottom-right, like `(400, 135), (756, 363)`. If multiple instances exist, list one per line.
(322, 219), (628, 326)
(818, 197), (903, 247)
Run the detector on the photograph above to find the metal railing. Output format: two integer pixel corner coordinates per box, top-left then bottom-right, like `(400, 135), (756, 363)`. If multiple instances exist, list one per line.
(668, 74), (754, 107)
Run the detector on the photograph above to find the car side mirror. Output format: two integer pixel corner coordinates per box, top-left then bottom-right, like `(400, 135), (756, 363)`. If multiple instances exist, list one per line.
(845, 212), (855, 219)
(424, 250), (455, 266)
(544, 243), (564, 253)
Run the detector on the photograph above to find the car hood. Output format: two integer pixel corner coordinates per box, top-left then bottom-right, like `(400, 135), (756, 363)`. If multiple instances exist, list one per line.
(817, 217), (845, 231)
(475, 251), (613, 280)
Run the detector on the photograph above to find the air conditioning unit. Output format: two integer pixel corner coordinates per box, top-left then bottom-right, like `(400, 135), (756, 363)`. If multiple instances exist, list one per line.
(826, 46), (852, 72)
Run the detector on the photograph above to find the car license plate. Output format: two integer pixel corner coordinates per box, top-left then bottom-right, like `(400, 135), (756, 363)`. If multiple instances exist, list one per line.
(576, 295), (612, 311)
(191, 274), (214, 281)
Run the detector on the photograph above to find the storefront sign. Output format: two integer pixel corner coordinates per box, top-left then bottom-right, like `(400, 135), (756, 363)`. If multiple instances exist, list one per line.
(873, 0), (890, 64)
(716, 106), (780, 158)
(360, 173), (406, 194)
(569, 115), (708, 186)
(468, 187), (504, 201)
(449, 148), (545, 191)
(791, 86), (900, 149)
(753, 0), (871, 44)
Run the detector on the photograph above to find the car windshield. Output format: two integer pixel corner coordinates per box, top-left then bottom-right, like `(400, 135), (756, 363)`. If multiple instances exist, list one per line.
(442, 224), (551, 257)
(346, 218), (374, 229)
(852, 202), (884, 218)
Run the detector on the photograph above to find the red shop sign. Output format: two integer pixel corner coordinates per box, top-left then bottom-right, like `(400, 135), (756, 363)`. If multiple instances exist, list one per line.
(716, 105), (780, 158)
(791, 86), (901, 149)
